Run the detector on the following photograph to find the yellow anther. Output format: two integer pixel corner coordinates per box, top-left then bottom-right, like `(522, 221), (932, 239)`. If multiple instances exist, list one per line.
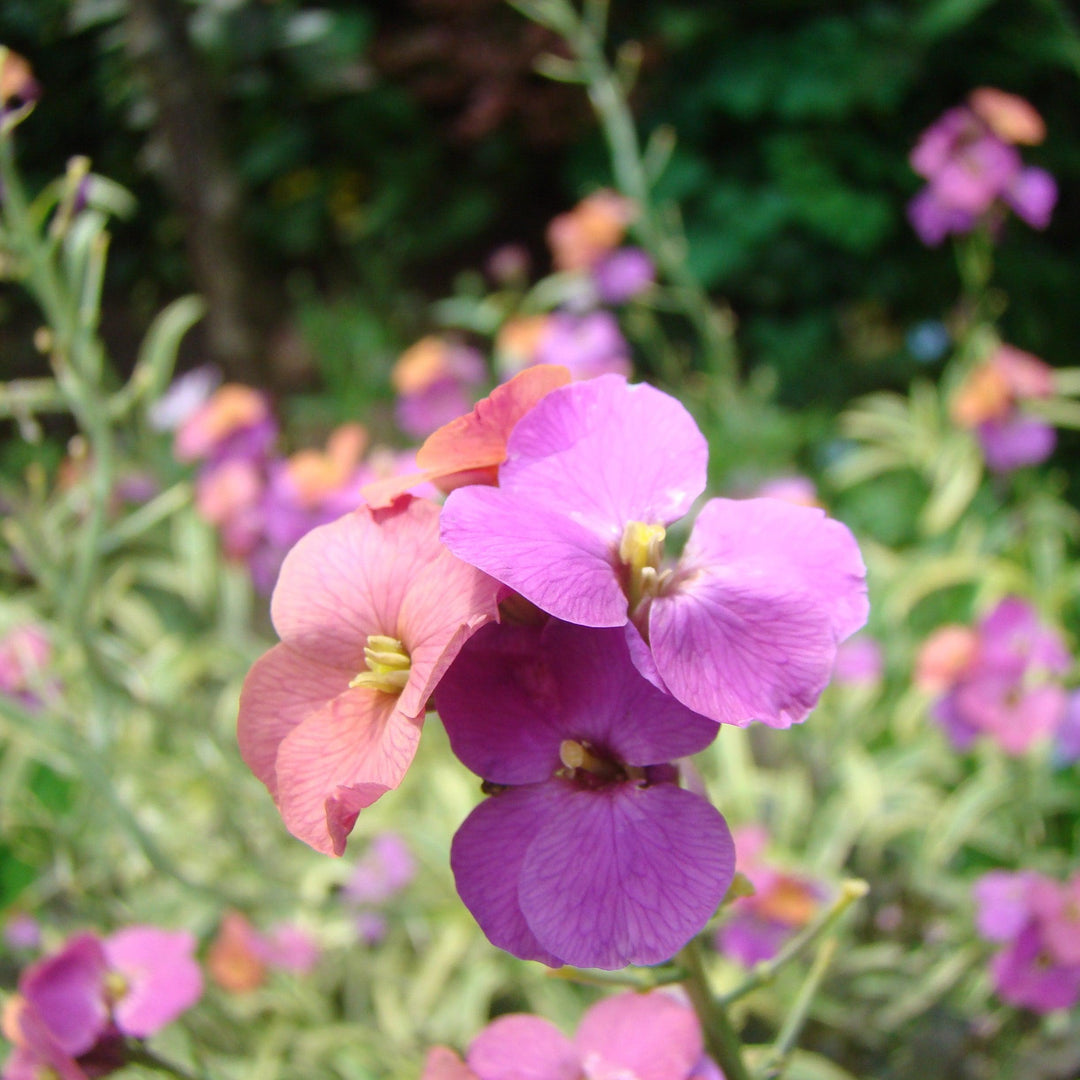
(559, 739), (619, 780)
(618, 520), (667, 611)
(104, 970), (130, 1004)
(350, 635), (411, 694)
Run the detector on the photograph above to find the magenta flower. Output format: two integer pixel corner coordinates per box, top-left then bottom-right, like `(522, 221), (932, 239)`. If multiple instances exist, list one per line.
(832, 634), (884, 688)
(344, 833), (416, 905)
(440, 375), (867, 728)
(238, 496), (500, 855)
(422, 990), (722, 1080)
(2, 928), (202, 1080)
(974, 870), (1080, 1012)
(0, 625), (52, 711)
(437, 618), (733, 969)
(932, 597), (1069, 755)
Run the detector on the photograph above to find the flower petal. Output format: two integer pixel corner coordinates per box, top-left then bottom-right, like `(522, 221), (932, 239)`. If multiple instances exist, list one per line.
(450, 787), (563, 967)
(649, 567), (838, 727)
(575, 991), (702, 1080)
(519, 783), (734, 969)
(237, 643), (352, 796)
(275, 690), (420, 855)
(20, 935), (108, 1056)
(271, 498), (442, 666)
(441, 487), (627, 627)
(104, 927), (202, 1037)
(467, 1015), (580, 1080)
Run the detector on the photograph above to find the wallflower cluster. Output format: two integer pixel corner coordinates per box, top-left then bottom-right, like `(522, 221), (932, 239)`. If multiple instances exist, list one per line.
(950, 343), (1057, 473)
(421, 989), (722, 1080)
(908, 87), (1057, 246)
(917, 597), (1070, 756)
(974, 869), (1080, 1013)
(2, 927), (202, 1080)
(238, 367), (868, 970)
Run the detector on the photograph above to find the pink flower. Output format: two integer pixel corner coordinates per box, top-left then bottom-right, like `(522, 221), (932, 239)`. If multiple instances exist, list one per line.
(237, 496), (500, 855)
(422, 990), (722, 1080)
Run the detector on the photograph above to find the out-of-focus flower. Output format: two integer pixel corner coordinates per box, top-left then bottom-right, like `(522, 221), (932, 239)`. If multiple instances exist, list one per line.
(3, 913), (40, 952)
(907, 91), (1056, 246)
(592, 246), (655, 304)
(974, 869), (1080, 1012)
(0, 625), (52, 711)
(441, 375), (868, 729)
(148, 367), (221, 432)
(533, 311), (632, 380)
(715, 826), (825, 966)
(546, 189), (636, 272)
(207, 912), (266, 993)
(174, 384), (277, 465)
(1052, 690), (1080, 766)
(344, 833), (416, 905)
(237, 497), (500, 855)
(755, 476), (819, 507)
(438, 619), (732, 969)
(392, 337), (487, 439)
(832, 634), (884, 688)
(915, 625), (979, 693)
(951, 344), (1056, 472)
(494, 315), (550, 377)
(486, 243), (530, 285)
(0, 49), (41, 120)
(422, 990), (724, 1080)
(928, 598), (1070, 755)
(2, 927), (201, 1080)
(255, 924), (320, 975)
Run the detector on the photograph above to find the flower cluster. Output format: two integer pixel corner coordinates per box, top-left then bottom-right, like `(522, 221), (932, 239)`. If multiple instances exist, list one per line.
(158, 373), (421, 593)
(239, 371), (867, 969)
(422, 989), (723, 1080)
(918, 597), (1070, 756)
(950, 344), (1056, 472)
(2, 927), (202, 1080)
(908, 87), (1057, 246)
(206, 911), (319, 993)
(974, 870), (1080, 1012)
(714, 827), (826, 967)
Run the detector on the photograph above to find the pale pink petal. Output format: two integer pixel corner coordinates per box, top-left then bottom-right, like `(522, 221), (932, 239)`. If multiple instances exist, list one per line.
(467, 1015), (580, 1080)
(441, 487), (627, 627)
(519, 784), (734, 969)
(576, 992), (702, 1080)
(237, 643), (352, 795)
(395, 546), (500, 718)
(275, 690), (420, 855)
(649, 569), (838, 728)
(449, 787), (563, 967)
(104, 927), (203, 1037)
(271, 499), (442, 665)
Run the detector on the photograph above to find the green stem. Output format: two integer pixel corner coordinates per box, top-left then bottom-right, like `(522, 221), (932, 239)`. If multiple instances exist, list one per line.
(758, 937), (838, 1080)
(719, 878), (868, 1006)
(506, 0), (738, 397)
(678, 939), (753, 1080)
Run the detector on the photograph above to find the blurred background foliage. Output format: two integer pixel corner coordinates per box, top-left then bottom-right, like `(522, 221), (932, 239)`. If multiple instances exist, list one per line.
(1, 0), (1079, 411)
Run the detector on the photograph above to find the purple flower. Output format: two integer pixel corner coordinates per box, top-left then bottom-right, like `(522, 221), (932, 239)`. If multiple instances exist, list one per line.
(392, 338), (487, 440)
(534, 311), (632, 379)
(976, 416), (1056, 473)
(592, 247), (655, 304)
(832, 634), (883, 687)
(1052, 691), (1080, 765)
(422, 989), (723, 1080)
(975, 870), (1080, 1012)
(440, 375), (867, 728)
(907, 98), (1057, 246)
(3, 913), (41, 952)
(436, 618), (734, 969)
(932, 598), (1069, 755)
(0, 625), (52, 711)
(344, 833), (416, 905)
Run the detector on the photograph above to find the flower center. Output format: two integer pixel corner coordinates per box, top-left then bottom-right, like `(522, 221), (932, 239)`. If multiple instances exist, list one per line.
(349, 635), (411, 694)
(104, 970), (130, 1005)
(618, 520), (668, 612)
(558, 739), (644, 788)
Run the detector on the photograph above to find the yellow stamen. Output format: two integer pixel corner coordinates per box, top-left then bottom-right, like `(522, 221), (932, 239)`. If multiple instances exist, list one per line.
(618, 520), (667, 611)
(350, 634), (411, 694)
(559, 739), (621, 781)
(104, 970), (130, 1004)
